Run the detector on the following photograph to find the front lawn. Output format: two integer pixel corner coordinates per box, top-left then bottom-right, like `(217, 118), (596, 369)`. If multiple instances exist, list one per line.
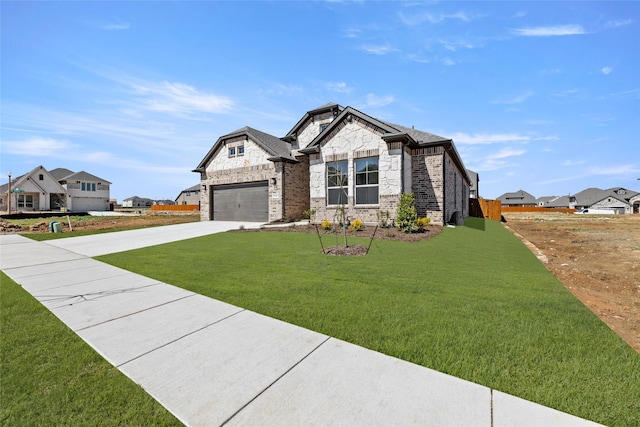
(97, 218), (639, 426)
(0, 273), (182, 426)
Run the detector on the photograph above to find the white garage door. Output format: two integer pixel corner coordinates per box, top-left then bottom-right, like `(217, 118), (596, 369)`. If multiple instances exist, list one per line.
(212, 181), (268, 222)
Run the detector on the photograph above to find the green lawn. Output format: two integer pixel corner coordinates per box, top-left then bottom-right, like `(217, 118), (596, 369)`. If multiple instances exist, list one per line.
(0, 272), (182, 426)
(97, 218), (640, 426)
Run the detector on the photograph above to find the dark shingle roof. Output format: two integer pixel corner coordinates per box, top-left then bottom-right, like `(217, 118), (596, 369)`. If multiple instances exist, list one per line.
(64, 171), (111, 184)
(49, 168), (75, 181)
(497, 190), (537, 205)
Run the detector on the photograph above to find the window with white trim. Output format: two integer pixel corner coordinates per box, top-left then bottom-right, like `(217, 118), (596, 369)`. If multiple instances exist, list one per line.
(355, 157), (379, 205)
(237, 145), (245, 156)
(327, 161), (348, 205)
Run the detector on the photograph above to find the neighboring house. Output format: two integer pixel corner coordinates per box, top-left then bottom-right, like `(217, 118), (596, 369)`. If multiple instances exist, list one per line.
(122, 196), (154, 208)
(542, 195), (577, 209)
(0, 165), (67, 212)
(52, 169), (112, 211)
(194, 103), (470, 225)
(573, 187), (639, 214)
(154, 199), (176, 206)
(175, 184), (201, 205)
(536, 196), (558, 207)
(497, 190), (537, 207)
(466, 169), (479, 199)
(1, 166), (111, 212)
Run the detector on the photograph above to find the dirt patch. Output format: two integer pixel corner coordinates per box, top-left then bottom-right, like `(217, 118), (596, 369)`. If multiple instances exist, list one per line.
(503, 212), (640, 353)
(1, 212), (200, 234)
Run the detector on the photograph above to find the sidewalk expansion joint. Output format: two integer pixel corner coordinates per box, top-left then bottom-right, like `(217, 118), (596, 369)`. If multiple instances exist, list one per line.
(220, 335), (332, 427)
(74, 291), (195, 331)
(115, 308), (247, 368)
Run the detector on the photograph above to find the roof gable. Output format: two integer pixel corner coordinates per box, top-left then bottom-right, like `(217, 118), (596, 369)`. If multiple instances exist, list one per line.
(64, 171), (111, 184)
(283, 103), (343, 142)
(195, 126), (295, 171)
(497, 190), (537, 204)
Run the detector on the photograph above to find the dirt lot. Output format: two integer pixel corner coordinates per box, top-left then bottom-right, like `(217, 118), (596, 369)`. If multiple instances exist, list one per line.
(503, 212), (640, 353)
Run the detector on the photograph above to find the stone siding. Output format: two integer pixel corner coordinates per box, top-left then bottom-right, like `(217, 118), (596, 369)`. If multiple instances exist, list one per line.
(295, 111), (337, 149)
(309, 118), (404, 223)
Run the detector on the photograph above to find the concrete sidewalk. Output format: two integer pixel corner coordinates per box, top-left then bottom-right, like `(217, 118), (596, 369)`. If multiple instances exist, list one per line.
(0, 224), (602, 426)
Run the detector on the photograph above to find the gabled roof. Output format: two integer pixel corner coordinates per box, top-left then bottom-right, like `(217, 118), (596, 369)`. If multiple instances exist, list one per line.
(0, 165), (66, 194)
(194, 126), (295, 172)
(181, 184), (201, 193)
(497, 190), (537, 205)
(49, 168), (75, 181)
(573, 187), (633, 207)
(62, 170), (111, 184)
(283, 103), (344, 142)
(298, 106), (468, 182)
(300, 106), (450, 153)
(545, 195), (572, 208)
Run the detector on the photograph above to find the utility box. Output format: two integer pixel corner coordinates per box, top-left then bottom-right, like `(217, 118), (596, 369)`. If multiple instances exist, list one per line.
(49, 222), (63, 233)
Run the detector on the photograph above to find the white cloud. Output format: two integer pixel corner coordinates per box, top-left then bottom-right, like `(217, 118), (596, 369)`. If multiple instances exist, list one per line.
(363, 94), (394, 108)
(511, 25), (586, 37)
(132, 81), (234, 117)
(512, 11), (527, 18)
(606, 19), (632, 28)
(262, 83), (303, 97)
(3, 137), (76, 156)
(102, 20), (130, 31)
(553, 88), (580, 97)
(326, 82), (353, 94)
(361, 45), (398, 55)
(492, 91), (534, 104)
(601, 66), (613, 75)
(439, 38), (479, 52)
(399, 10), (473, 26)
(487, 148), (526, 159)
(451, 132), (531, 145)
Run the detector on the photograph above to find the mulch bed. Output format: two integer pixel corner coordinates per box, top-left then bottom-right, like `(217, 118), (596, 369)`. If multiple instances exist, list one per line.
(234, 223), (444, 255)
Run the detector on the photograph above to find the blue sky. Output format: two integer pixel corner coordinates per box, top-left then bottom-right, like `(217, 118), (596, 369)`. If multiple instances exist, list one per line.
(2, 1), (639, 202)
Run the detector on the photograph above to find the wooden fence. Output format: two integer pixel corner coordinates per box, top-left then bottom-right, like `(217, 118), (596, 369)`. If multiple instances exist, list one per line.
(469, 198), (502, 221)
(151, 204), (200, 212)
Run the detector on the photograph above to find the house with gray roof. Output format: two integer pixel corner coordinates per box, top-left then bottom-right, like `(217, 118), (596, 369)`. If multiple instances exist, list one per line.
(497, 190), (537, 207)
(1, 166), (111, 213)
(175, 184), (201, 206)
(194, 103), (470, 225)
(573, 187), (639, 214)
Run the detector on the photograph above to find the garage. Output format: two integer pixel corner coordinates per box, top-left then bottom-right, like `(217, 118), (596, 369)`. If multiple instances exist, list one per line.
(212, 181), (269, 222)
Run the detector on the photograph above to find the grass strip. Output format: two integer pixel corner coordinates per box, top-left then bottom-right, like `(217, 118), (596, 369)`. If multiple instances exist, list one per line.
(0, 272), (182, 426)
(97, 218), (640, 426)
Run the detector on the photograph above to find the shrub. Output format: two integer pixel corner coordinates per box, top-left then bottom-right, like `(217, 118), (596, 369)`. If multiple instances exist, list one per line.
(321, 219), (332, 230)
(350, 218), (364, 231)
(302, 209), (316, 221)
(377, 210), (391, 228)
(416, 217), (430, 232)
(396, 193), (418, 233)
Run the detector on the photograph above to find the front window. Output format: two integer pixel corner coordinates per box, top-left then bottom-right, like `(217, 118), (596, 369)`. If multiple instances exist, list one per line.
(237, 145), (245, 156)
(355, 157), (379, 205)
(327, 161), (348, 205)
(18, 194), (34, 208)
(228, 147), (236, 157)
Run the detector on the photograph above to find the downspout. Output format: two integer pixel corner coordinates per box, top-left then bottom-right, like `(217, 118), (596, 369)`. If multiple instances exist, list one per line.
(442, 148), (447, 224)
(281, 163), (286, 221)
(400, 143), (405, 194)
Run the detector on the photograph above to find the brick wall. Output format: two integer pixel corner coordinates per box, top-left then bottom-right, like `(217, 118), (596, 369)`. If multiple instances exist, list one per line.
(412, 146), (445, 224)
